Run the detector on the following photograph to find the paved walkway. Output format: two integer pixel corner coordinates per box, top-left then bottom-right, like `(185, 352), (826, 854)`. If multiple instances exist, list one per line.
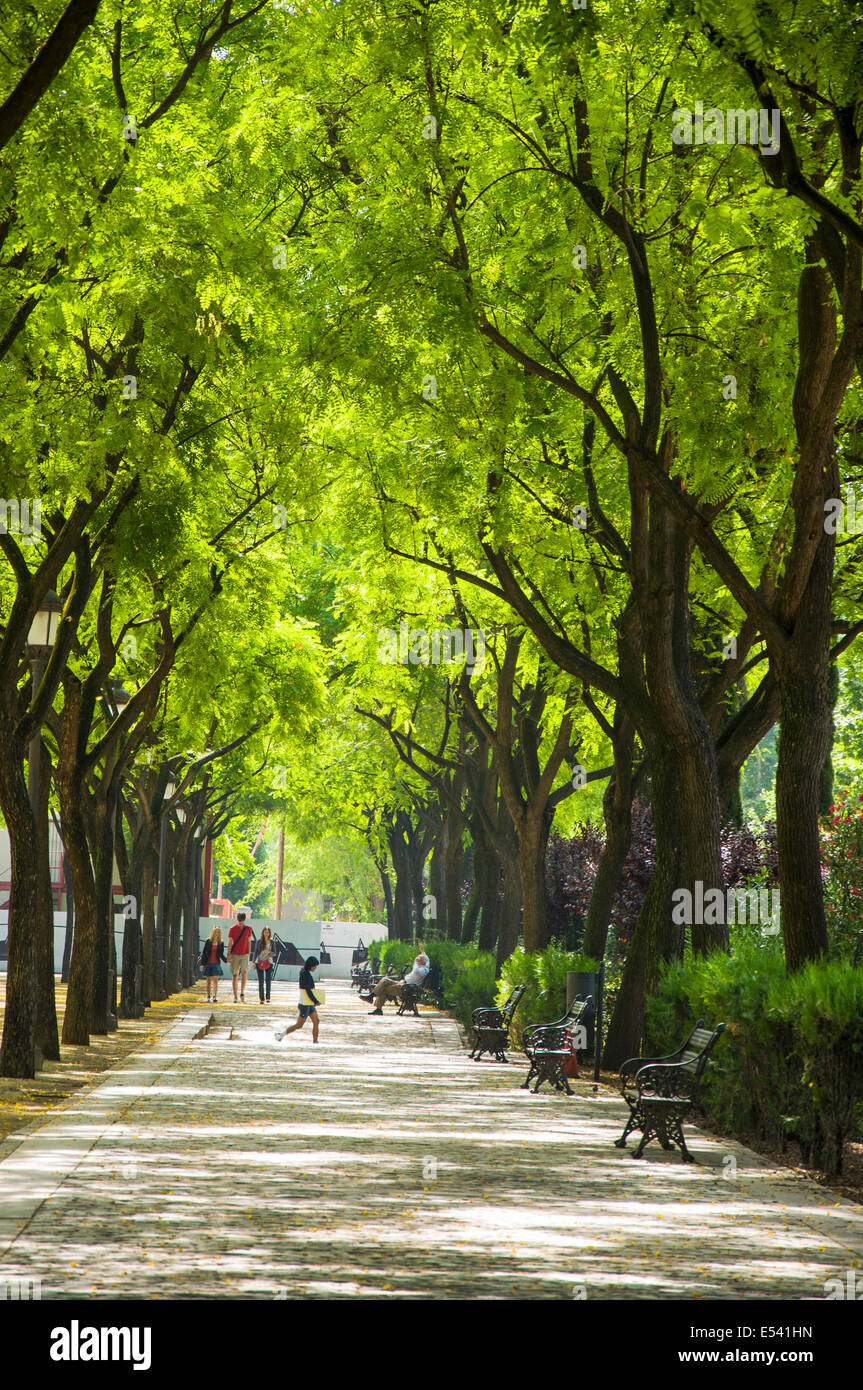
(0, 980), (861, 1299)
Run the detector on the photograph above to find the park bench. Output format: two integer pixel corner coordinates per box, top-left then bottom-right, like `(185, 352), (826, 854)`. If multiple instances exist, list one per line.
(469, 985), (527, 1063)
(394, 963), (443, 1015)
(421, 960), (444, 1005)
(357, 962), (391, 1000)
(614, 1021), (726, 1162)
(397, 981), (422, 1015)
(520, 995), (593, 1095)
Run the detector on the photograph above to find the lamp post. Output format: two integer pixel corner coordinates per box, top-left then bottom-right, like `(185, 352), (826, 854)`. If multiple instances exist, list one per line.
(107, 682), (131, 715)
(154, 777), (175, 1000)
(26, 590), (62, 816)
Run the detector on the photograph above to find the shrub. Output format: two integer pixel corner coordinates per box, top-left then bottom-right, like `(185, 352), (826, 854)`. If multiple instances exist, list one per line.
(445, 954), (497, 1029)
(645, 947), (798, 1148)
(769, 960), (863, 1175)
(497, 945), (599, 1041)
(821, 795), (863, 962)
(547, 807), (781, 968)
(646, 949), (863, 1176)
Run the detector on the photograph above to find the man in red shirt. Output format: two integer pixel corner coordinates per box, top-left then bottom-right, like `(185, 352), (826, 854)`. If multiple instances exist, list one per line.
(227, 912), (253, 1002)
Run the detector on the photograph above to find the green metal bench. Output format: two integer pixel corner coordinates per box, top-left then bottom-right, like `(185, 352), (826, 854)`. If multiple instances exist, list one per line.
(520, 995), (593, 1094)
(470, 985), (526, 1063)
(615, 1021), (726, 1162)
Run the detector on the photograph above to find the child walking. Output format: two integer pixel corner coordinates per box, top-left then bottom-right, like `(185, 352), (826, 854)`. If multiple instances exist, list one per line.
(275, 956), (321, 1043)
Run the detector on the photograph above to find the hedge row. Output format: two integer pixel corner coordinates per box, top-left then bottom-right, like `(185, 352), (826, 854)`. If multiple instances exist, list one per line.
(646, 947), (863, 1176)
(365, 939), (598, 1037)
(366, 938), (496, 1029)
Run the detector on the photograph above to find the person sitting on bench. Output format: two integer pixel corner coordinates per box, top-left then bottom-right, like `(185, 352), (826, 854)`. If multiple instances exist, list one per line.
(369, 943), (429, 1015)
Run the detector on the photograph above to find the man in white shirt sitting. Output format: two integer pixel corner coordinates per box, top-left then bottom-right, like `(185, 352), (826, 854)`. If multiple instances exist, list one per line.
(368, 942), (430, 1014)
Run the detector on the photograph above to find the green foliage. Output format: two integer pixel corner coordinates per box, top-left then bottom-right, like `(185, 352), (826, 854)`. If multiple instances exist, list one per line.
(821, 793), (863, 962)
(647, 949), (863, 1176)
(445, 955), (498, 1029)
(498, 945), (599, 1040)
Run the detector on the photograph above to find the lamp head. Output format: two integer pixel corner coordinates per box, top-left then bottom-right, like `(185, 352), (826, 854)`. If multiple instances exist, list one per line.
(28, 589), (62, 650)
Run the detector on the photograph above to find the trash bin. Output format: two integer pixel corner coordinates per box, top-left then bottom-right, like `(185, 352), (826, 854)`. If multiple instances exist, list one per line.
(566, 969), (596, 1037)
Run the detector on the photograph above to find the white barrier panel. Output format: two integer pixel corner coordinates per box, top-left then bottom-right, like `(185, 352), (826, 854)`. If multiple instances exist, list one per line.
(195, 919), (387, 980)
(0, 915), (386, 978)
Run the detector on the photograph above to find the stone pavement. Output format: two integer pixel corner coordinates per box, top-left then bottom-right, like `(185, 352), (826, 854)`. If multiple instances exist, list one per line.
(0, 979), (861, 1300)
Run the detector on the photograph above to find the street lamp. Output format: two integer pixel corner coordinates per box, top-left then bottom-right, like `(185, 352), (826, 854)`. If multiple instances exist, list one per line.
(108, 682), (131, 713)
(27, 588), (62, 650)
(26, 589), (62, 816)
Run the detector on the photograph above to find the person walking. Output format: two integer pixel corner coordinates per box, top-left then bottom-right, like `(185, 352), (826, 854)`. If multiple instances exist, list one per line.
(200, 927), (226, 1003)
(227, 911), (253, 1003)
(275, 956), (321, 1043)
(254, 926), (275, 1004)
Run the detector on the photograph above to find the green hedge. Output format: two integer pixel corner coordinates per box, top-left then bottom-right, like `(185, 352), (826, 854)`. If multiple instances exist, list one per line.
(497, 944), (600, 1041)
(646, 947), (863, 1176)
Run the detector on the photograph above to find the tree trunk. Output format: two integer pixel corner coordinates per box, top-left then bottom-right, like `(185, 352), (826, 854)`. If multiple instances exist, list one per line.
(603, 744), (684, 1069)
(181, 836), (199, 988)
(166, 847), (182, 994)
(58, 752), (99, 1048)
(428, 837), (445, 937)
(88, 799), (115, 1034)
(818, 661), (839, 816)
(474, 831), (500, 954)
(405, 821), (427, 936)
(118, 844), (143, 1019)
(60, 875), (74, 984)
(494, 821), (522, 973)
(517, 810), (552, 953)
(774, 576), (833, 972)
(640, 502), (727, 958)
(582, 712), (635, 960)
(442, 810), (464, 942)
(376, 858), (394, 935)
(388, 819), (413, 940)
(116, 799), (142, 1018)
(771, 251), (846, 973)
(0, 727), (38, 1078)
(141, 852), (156, 1007)
(34, 739), (60, 1061)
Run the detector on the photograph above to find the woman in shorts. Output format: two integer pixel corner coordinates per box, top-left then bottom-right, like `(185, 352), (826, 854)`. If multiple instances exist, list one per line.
(275, 956), (320, 1043)
(200, 927), (226, 1002)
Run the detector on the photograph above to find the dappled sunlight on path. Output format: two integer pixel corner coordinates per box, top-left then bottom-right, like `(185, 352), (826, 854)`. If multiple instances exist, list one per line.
(0, 981), (861, 1299)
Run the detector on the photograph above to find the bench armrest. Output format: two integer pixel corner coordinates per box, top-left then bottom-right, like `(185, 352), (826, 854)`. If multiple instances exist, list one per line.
(471, 1007), (504, 1027)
